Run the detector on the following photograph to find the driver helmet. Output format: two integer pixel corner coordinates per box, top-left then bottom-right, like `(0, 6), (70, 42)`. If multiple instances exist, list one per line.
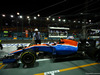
(54, 41), (57, 45)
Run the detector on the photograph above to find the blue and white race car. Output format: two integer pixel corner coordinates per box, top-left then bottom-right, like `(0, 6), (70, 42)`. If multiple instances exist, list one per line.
(0, 39), (100, 68)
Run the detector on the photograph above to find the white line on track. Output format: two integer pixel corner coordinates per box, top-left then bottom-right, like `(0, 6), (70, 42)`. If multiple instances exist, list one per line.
(36, 59), (50, 62)
(18, 59), (50, 63)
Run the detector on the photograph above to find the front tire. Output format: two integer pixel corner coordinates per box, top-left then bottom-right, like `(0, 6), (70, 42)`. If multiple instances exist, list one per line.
(21, 50), (36, 67)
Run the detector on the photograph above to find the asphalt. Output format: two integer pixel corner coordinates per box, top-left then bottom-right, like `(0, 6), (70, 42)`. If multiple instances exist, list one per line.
(0, 46), (100, 75)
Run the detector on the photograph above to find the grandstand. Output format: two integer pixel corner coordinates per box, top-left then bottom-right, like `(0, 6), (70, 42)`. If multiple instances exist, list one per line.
(0, 13), (100, 42)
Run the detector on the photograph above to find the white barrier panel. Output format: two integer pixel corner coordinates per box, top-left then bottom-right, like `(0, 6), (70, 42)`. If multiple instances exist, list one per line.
(2, 43), (30, 47)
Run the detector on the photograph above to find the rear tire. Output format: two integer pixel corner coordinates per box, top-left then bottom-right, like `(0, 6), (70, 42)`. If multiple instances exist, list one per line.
(95, 49), (100, 62)
(0, 44), (3, 50)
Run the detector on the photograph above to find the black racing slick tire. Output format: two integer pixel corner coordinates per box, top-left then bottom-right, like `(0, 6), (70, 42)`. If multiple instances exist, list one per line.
(96, 52), (100, 62)
(21, 51), (36, 66)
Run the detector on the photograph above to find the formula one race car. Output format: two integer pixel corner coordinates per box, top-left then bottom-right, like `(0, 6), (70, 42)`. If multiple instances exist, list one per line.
(0, 39), (100, 68)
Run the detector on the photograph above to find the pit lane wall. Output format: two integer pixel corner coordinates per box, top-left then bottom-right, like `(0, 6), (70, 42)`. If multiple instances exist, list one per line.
(1, 39), (59, 47)
(1, 39), (60, 43)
